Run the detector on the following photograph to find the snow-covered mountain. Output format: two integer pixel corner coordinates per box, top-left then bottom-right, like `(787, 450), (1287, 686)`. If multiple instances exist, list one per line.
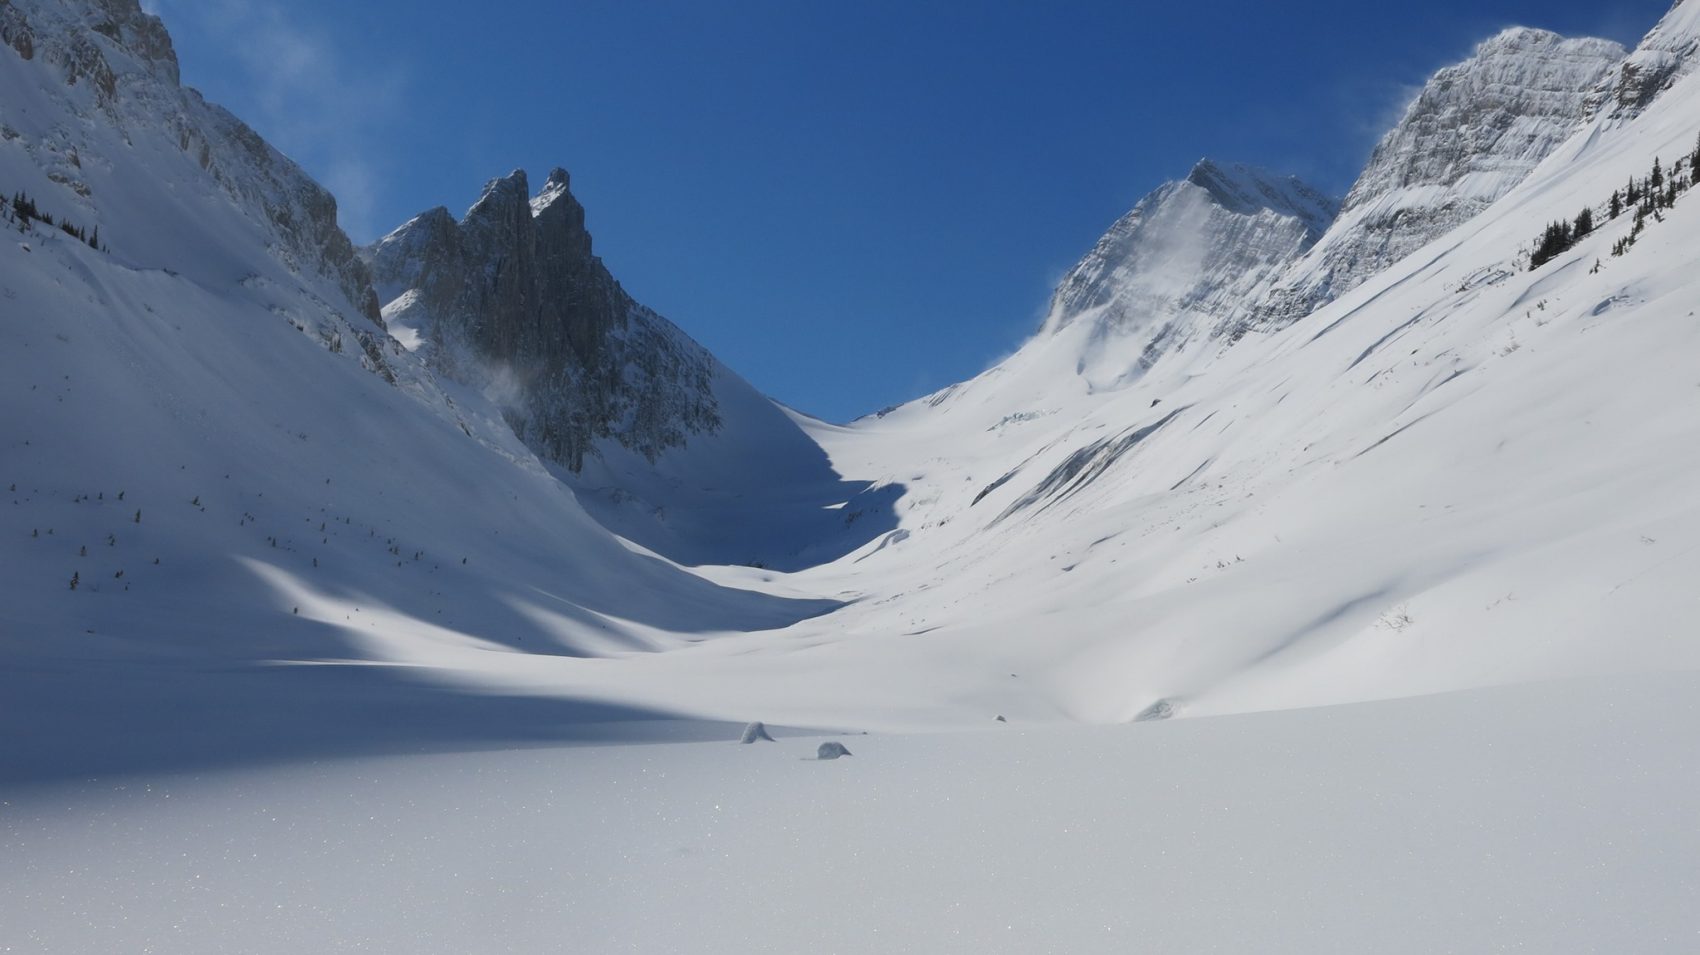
(8, 0), (1700, 778)
(0, 0), (843, 778)
(14, 2), (1700, 949)
(1260, 27), (1624, 324)
(363, 166), (904, 570)
(1036, 159), (1337, 389)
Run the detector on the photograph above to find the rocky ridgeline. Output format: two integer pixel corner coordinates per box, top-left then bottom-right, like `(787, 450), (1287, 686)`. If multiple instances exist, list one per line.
(1045, 159), (1338, 343)
(364, 168), (720, 472)
(1035, 26), (1631, 376)
(1255, 27), (1626, 328)
(1586, 0), (1700, 121)
(0, 0), (381, 325)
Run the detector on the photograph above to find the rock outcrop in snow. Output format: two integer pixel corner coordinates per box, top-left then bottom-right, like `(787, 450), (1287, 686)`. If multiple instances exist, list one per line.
(739, 721), (776, 743)
(1586, 0), (1700, 121)
(364, 169), (720, 471)
(1257, 27), (1625, 326)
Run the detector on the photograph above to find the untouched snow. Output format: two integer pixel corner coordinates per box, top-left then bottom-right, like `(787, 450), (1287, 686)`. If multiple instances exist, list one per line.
(5, 674), (1699, 953)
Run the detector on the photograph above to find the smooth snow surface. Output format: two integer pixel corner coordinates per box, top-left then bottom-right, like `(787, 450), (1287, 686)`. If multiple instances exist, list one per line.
(5, 676), (1699, 953)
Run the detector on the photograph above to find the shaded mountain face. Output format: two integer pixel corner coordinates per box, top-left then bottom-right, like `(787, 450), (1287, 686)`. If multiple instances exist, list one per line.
(364, 169), (720, 471)
(0, 0), (382, 326)
(1258, 27), (1625, 325)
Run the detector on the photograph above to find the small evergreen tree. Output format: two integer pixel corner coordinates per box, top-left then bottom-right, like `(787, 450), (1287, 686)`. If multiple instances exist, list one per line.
(1651, 157), (1664, 189)
(1610, 190), (1622, 219)
(1529, 220), (1575, 270)
(1573, 207), (1594, 238)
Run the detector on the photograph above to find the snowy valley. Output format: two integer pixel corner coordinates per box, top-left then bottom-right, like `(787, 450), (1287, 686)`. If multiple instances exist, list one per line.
(5, 0), (1700, 950)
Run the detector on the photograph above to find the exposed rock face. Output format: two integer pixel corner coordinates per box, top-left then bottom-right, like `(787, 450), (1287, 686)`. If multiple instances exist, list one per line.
(365, 169), (721, 471)
(1586, 0), (1700, 120)
(1258, 28), (1624, 326)
(1037, 159), (1336, 386)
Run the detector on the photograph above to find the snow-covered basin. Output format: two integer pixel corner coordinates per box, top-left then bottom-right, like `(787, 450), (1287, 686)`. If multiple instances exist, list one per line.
(4, 672), (1697, 953)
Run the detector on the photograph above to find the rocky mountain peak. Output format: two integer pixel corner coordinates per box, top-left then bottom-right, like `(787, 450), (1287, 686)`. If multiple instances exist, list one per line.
(1343, 27), (1624, 207)
(85, 0), (178, 83)
(364, 168), (720, 471)
(466, 169), (532, 224)
(1184, 159), (1338, 237)
(1254, 25), (1623, 328)
(1039, 161), (1337, 382)
(531, 166), (593, 260)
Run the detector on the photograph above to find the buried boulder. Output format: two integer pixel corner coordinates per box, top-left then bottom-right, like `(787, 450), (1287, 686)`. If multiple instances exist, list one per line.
(739, 721), (776, 744)
(816, 742), (853, 760)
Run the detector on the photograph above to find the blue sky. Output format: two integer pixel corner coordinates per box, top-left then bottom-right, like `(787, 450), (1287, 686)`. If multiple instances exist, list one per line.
(148, 0), (1669, 422)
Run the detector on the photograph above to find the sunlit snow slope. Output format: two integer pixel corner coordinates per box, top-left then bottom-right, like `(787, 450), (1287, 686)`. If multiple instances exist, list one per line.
(515, 2), (1700, 729)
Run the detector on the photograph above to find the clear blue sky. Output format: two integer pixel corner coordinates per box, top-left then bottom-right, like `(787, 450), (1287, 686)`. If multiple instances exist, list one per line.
(149, 0), (1669, 422)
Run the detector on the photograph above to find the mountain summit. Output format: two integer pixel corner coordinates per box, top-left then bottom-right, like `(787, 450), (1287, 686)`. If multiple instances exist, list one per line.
(364, 169), (720, 471)
(1260, 26), (1625, 323)
(1040, 160), (1337, 379)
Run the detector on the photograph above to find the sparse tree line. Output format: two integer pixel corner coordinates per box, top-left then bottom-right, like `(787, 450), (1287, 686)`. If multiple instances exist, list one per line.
(34, 475), (474, 603)
(5, 188), (106, 251)
(1527, 131), (1700, 270)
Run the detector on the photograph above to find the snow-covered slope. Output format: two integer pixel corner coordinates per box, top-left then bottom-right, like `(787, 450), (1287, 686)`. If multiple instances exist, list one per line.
(1261, 27), (1624, 324)
(7, 0), (1700, 781)
(0, 0), (837, 780)
(1033, 159), (1337, 391)
(9, 4), (1700, 950)
(8, 672), (1699, 953)
(524, 5), (1700, 729)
